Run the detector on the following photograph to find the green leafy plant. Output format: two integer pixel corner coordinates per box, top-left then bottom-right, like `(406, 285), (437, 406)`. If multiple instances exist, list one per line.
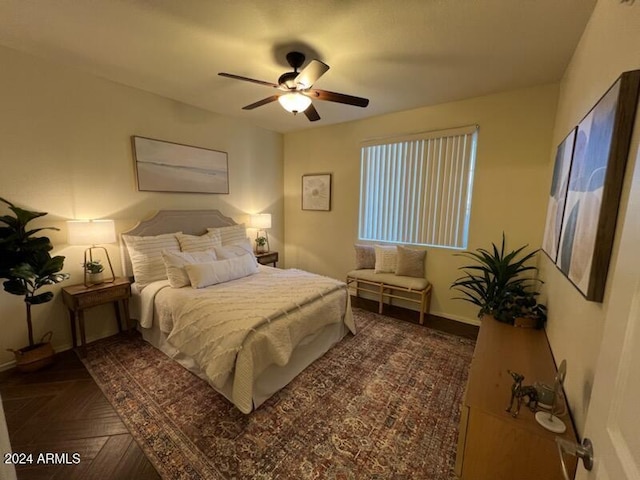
(255, 236), (267, 248)
(83, 260), (104, 274)
(493, 287), (547, 328)
(450, 234), (544, 323)
(0, 197), (70, 346)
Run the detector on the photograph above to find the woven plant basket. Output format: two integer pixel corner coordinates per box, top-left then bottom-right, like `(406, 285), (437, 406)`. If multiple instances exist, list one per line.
(8, 331), (55, 372)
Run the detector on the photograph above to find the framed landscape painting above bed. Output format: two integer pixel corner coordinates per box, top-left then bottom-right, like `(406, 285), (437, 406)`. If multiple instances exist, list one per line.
(132, 136), (229, 194)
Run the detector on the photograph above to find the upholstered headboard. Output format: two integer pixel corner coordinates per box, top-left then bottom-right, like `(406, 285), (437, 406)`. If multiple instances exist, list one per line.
(119, 209), (237, 278)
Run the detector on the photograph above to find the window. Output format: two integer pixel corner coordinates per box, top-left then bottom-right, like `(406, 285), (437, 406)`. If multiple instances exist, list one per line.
(359, 125), (477, 249)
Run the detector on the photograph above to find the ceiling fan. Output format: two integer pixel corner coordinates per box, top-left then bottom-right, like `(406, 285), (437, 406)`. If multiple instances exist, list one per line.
(218, 51), (369, 122)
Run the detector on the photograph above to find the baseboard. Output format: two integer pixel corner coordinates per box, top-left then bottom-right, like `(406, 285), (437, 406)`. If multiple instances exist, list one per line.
(0, 360), (15, 372)
(431, 311), (481, 327)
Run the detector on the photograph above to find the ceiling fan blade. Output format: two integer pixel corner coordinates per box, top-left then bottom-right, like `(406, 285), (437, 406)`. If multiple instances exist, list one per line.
(307, 88), (369, 108)
(218, 72), (279, 88)
(304, 103), (321, 122)
(242, 96), (280, 110)
(294, 60), (330, 89)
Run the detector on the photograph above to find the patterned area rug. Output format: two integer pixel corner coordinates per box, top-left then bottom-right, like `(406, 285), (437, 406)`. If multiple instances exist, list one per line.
(81, 308), (475, 479)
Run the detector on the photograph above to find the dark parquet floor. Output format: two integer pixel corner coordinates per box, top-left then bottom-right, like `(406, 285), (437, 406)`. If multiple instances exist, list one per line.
(0, 350), (160, 480)
(1, 298), (477, 480)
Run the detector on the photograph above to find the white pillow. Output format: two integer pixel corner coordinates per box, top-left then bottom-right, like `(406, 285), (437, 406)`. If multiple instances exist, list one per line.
(185, 254), (259, 289)
(176, 231), (222, 252)
(374, 245), (398, 273)
(208, 223), (248, 245)
(122, 232), (181, 290)
(161, 250), (218, 288)
(214, 238), (255, 263)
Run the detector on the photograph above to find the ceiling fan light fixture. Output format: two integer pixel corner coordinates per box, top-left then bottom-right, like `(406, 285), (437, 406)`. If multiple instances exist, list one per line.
(278, 92), (312, 114)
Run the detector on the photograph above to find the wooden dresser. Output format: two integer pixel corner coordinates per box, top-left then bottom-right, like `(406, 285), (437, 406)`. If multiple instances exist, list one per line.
(455, 316), (578, 480)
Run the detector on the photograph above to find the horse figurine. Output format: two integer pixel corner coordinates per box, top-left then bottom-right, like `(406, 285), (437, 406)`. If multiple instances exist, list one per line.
(506, 370), (538, 417)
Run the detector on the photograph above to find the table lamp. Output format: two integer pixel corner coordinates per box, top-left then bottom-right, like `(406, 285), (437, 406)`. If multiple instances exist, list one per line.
(67, 219), (116, 287)
(249, 213), (271, 253)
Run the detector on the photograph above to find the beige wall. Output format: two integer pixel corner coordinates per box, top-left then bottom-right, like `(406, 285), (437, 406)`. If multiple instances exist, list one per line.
(0, 46), (283, 368)
(540, 0), (640, 435)
(283, 84), (559, 324)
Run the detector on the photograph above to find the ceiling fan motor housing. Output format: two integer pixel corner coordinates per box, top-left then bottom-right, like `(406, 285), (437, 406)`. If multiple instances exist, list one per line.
(286, 51), (306, 70)
(279, 52), (307, 88)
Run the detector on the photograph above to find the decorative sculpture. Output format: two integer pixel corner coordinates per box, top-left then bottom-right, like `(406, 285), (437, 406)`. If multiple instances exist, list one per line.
(506, 370), (539, 417)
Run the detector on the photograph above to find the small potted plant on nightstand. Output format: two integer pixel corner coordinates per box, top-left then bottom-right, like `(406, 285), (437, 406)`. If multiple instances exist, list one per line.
(83, 260), (105, 285)
(0, 197), (70, 371)
(255, 236), (268, 254)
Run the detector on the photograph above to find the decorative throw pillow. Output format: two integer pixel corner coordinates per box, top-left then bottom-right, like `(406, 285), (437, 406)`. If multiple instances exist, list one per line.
(122, 232), (181, 290)
(214, 238), (255, 263)
(395, 246), (426, 278)
(354, 244), (375, 269)
(374, 245), (398, 273)
(207, 223), (248, 245)
(185, 254), (259, 289)
(161, 250), (218, 288)
(176, 231), (222, 252)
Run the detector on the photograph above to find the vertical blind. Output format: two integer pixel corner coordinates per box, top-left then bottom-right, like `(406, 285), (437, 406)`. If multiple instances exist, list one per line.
(359, 125), (478, 249)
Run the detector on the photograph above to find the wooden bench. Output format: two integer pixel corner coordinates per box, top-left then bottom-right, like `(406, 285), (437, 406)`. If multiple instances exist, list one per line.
(346, 269), (432, 324)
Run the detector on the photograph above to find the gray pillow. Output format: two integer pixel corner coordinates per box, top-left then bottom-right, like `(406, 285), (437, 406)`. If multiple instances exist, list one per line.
(354, 244), (375, 269)
(395, 246), (426, 278)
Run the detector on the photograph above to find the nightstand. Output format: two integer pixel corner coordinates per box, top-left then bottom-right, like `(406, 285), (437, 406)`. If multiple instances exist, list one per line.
(255, 251), (279, 267)
(62, 277), (131, 356)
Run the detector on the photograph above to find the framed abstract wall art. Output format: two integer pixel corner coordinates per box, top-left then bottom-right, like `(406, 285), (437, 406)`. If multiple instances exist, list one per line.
(302, 173), (332, 211)
(132, 136), (229, 194)
(555, 70), (640, 302)
(542, 128), (576, 263)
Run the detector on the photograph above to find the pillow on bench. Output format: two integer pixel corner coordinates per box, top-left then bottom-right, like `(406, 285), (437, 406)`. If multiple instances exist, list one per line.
(396, 246), (426, 278)
(354, 244), (375, 269)
(355, 244), (427, 278)
(374, 245), (397, 273)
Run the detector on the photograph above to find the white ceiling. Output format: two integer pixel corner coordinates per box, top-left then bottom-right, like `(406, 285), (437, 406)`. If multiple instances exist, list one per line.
(0, 0), (596, 133)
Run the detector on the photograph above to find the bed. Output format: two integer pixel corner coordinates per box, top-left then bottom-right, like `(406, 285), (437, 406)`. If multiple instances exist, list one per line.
(120, 209), (355, 414)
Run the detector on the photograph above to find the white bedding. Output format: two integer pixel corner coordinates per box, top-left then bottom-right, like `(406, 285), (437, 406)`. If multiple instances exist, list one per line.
(134, 266), (355, 413)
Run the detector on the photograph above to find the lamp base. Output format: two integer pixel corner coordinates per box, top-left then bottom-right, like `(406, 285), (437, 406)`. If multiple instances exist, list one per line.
(535, 411), (566, 433)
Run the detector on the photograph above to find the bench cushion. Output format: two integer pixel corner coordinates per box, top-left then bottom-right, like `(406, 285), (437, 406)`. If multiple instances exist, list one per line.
(347, 269), (429, 291)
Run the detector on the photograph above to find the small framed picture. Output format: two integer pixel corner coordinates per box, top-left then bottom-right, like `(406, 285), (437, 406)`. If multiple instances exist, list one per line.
(302, 173), (332, 211)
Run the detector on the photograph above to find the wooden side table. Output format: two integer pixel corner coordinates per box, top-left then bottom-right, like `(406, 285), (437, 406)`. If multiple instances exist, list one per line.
(62, 277), (131, 356)
(255, 251), (279, 267)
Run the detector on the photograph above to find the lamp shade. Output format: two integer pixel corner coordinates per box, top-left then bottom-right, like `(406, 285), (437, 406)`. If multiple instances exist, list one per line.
(249, 213), (272, 229)
(278, 93), (312, 113)
(67, 219), (116, 245)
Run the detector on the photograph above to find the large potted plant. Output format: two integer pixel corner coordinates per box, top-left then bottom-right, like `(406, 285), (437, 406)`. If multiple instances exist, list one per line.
(450, 234), (546, 326)
(0, 197), (70, 371)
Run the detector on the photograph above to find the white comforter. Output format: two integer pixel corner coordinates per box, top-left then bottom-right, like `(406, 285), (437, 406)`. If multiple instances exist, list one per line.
(137, 267), (355, 413)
